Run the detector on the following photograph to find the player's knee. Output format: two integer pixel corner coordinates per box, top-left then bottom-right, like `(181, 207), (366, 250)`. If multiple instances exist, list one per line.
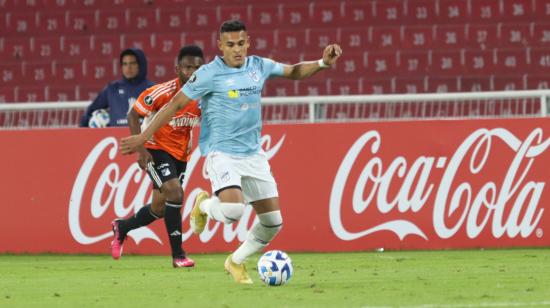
(162, 186), (183, 205)
(253, 210), (283, 242)
(219, 202), (245, 224)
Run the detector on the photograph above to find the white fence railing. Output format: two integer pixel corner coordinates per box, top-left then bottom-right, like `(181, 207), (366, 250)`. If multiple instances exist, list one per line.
(0, 90), (548, 129)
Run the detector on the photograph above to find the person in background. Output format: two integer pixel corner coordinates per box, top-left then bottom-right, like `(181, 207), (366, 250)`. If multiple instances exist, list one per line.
(79, 48), (155, 127)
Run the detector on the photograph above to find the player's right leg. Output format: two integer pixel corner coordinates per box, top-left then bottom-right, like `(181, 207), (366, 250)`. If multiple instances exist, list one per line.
(190, 152), (246, 234)
(111, 190), (164, 260)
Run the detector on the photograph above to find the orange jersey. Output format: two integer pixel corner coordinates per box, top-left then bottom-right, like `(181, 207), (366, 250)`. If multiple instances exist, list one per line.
(133, 78), (200, 161)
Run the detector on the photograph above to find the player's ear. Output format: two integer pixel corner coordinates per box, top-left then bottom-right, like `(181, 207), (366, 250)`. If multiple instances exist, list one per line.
(217, 39), (223, 51)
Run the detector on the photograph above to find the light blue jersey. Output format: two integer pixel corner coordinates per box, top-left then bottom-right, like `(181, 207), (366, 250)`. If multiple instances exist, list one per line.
(182, 55), (284, 156)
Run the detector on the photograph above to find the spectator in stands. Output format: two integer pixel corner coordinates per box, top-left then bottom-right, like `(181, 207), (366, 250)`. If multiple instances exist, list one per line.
(79, 48), (155, 127)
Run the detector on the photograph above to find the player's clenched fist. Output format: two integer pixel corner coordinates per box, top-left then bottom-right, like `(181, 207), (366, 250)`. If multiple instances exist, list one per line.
(322, 44), (342, 66)
(120, 135), (146, 155)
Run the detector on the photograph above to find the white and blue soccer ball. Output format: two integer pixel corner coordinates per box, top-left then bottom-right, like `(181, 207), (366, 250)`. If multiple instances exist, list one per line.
(257, 250), (293, 286)
(88, 109), (110, 128)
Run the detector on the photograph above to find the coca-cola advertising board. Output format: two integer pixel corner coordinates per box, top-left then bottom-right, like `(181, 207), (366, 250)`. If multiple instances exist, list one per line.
(0, 118), (548, 254)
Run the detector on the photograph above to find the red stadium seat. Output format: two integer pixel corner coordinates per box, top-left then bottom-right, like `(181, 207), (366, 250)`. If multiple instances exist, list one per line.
(433, 24), (467, 49)
(249, 31), (276, 53)
(149, 57), (175, 80)
(127, 8), (158, 32)
(529, 48), (550, 72)
(45, 86), (77, 101)
(406, 0), (436, 24)
(36, 11), (66, 35)
(274, 30), (306, 53)
(533, 24), (550, 48)
(249, 4), (280, 27)
(343, 1), (374, 26)
(370, 26), (401, 51)
(429, 50), (463, 75)
(533, 0), (550, 19)
(466, 23), (499, 48)
(65, 10), (97, 34)
(339, 27), (368, 51)
(372, 0), (405, 25)
(492, 75), (526, 91)
(83, 59), (118, 84)
(32, 37), (62, 59)
(328, 78), (361, 95)
(76, 85), (101, 100)
(182, 31), (217, 56)
(154, 33), (184, 56)
(296, 80), (327, 96)
(464, 50), (496, 76)
(398, 51), (430, 76)
(4, 12), (37, 35)
(365, 52), (396, 77)
(526, 74), (550, 89)
(54, 60), (87, 84)
(187, 6), (218, 27)
(60, 36), (93, 58)
(470, 0), (502, 22)
(157, 8), (186, 31)
(123, 33), (155, 55)
(437, 0), (468, 22)
(0, 63), (24, 86)
(495, 49), (529, 74)
(501, 0), (533, 21)
(460, 76), (492, 92)
(23, 61), (56, 84)
(305, 28), (338, 49)
(280, 3), (311, 28)
(362, 78), (394, 94)
(1, 37), (31, 61)
(394, 77), (427, 94)
(498, 23), (532, 48)
(427, 77), (460, 93)
(402, 25), (434, 50)
(90, 35), (123, 58)
(310, 2), (345, 27)
(219, 5), (250, 25)
(264, 80), (297, 97)
(0, 87), (16, 103)
(96, 9), (127, 33)
(18, 86), (46, 102)
(329, 51), (365, 77)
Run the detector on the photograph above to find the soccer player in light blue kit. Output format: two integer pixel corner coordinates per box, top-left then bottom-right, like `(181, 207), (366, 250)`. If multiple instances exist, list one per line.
(121, 19), (342, 284)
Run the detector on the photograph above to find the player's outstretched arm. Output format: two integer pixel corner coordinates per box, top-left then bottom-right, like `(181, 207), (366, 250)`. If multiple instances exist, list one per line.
(282, 44), (342, 80)
(120, 91), (192, 155)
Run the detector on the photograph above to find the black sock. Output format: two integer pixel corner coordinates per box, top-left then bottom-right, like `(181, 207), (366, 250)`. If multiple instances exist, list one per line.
(119, 203), (160, 236)
(164, 202), (185, 258)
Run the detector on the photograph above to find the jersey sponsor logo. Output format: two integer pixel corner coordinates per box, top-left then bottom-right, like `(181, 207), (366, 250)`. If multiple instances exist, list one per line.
(168, 114), (200, 128)
(248, 70), (260, 82)
(144, 95), (153, 105)
(228, 90), (239, 98)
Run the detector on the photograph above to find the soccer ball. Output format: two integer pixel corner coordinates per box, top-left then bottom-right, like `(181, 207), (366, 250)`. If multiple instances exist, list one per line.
(88, 109), (110, 128)
(257, 250), (293, 286)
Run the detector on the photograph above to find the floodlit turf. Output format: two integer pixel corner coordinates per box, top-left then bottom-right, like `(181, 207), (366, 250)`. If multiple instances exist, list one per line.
(1, 249), (549, 308)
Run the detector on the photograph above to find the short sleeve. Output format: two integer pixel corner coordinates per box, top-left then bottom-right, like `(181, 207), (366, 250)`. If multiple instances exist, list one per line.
(133, 88), (155, 116)
(182, 66), (213, 100)
(261, 57), (284, 78)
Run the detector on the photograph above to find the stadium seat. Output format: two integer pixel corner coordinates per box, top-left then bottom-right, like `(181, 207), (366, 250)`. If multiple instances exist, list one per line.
(339, 27), (368, 51)
(365, 52), (397, 77)
(182, 31), (217, 56)
(65, 10), (97, 34)
(402, 25), (434, 50)
(19, 86), (46, 102)
(0, 63), (24, 86)
(23, 61), (56, 84)
(433, 24), (468, 49)
(0, 87), (16, 103)
(529, 48), (550, 72)
(343, 1), (374, 26)
(437, 0), (469, 22)
(296, 80), (327, 96)
(60, 36), (93, 58)
(219, 5), (250, 25)
(148, 57), (175, 80)
(249, 4), (280, 27)
(466, 23), (499, 48)
(274, 29), (306, 53)
(187, 6), (218, 27)
(470, 0), (502, 22)
(463, 50), (495, 76)
(127, 8), (158, 32)
(310, 2), (345, 27)
(305, 28), (338, 49)
(370, 26), (401, 50)
(526, 74), (549, 89)
(54, 60), (87, 83)
(4, 12), (37, 35)
(460, 76), (492, 92)
(533, 0), (550, 19)
(361, 78), (394, 94)
(76, 85), (101, 101)
(32, 37), (62, 59)
(123, 33), (156, 56)
(532, 24), (550, 47)
(406, 0), (436, 24)
(154, 33), (184, 56)
(83, 59), (119, 83)
(156, 7), (187, 31)
(45, 86), (77, 101)
(498, 23), (532, 48)
(328, 78), (361, 95)
(371, 0), (405, 25)
(394, 77), (427, 94)
(280, 3), (311, 28)
(398, 51), (430, 76)
(36, 11), (67, 35)
(90, 35), (123, 58)
(501, 0), (533, 21)
(430, 50), (463, 75)
(426, 76), (460, 93)
(492, 75), (526, 91)
(264, 80), (297, 97)
(96, 9), (127, 33)
(249, 30), (276, 53)
(1, 37), (32, 61)
(495, 49), (529, 74)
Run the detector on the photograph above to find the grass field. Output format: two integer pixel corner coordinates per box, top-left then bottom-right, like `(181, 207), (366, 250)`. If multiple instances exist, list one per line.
(1, 249), (549, 308)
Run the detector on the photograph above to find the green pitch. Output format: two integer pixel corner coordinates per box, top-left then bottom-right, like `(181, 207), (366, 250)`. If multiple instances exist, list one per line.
(1, 249), (549, 307)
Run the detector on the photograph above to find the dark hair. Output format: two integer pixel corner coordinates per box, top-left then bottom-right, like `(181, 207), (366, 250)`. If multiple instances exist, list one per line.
(220, 19), (246, 33)
(177, 45), (204, 62)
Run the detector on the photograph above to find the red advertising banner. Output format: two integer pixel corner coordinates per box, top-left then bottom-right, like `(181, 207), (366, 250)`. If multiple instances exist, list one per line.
(0, 118), (548, 254)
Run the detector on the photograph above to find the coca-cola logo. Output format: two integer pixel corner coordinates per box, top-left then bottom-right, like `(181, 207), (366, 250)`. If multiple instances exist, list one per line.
(330, 128), (549, 241)
(69, 134), (285, 245)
